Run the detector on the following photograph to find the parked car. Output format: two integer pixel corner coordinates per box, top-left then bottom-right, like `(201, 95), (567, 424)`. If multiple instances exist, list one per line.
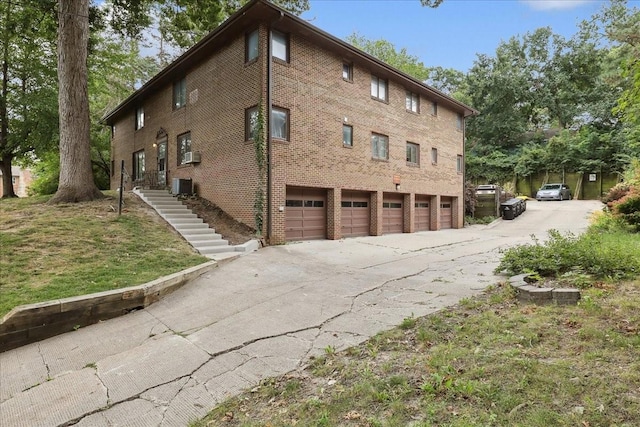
(536, 183), (571, 201)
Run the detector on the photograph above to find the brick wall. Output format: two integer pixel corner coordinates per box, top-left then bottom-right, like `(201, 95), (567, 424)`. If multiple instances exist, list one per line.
(110, 21), (466, 244)
(111, 27), (267, 230)
(268, 32), (464, 242)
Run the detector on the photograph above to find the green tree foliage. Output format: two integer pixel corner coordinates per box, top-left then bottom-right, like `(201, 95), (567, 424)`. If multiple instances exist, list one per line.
(0, 0), (59, 198)
(346, 33), (431, 81)
(345, 33), (466, 100)
(154, 0), (310, 50)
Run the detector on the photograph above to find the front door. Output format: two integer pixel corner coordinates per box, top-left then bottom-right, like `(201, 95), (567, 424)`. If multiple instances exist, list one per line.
(157, 140), (167, 187)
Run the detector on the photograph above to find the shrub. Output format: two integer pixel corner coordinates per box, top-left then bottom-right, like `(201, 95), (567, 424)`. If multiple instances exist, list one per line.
(611, 190), (640, 230)
(495, 229), (640, 279)
(601, 182), (630, 205)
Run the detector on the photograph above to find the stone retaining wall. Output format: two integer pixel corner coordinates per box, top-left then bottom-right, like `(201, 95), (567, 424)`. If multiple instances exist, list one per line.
(508, 274), (581, 305)
(0, 261), (218, 353)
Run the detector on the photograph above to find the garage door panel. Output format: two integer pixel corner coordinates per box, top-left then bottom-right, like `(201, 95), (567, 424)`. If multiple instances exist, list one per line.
(382, 194), (403, 234)
(440, 197), (453, 229)
(415, 195), (431, 231)
(341, 191), (370, 237)
(286, 188), (326, 240)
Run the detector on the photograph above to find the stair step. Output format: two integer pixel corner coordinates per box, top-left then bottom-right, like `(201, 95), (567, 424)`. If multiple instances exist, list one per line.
(180, 232), (222, 241)
(191, 239), (229, 249)
(197, 245), (237, 255)
(134, 188), (240, 257)
(178, 228), (217, 235)
(157, 208), (192, 215)
(171, 222), (208, 232)
(163, 213), (198, 220)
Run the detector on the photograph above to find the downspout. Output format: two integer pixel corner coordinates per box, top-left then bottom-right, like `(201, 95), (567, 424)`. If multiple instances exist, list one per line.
(462, 116), (466, 226)
(266, 11), (284, 243)
(266, 25), (273, 243)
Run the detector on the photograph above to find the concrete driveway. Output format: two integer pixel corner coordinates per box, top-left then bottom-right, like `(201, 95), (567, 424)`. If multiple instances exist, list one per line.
(0, 200), (602, 426)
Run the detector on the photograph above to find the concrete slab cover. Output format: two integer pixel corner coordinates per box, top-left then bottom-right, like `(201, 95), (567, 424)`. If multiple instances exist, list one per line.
(0, 200), (603, 426)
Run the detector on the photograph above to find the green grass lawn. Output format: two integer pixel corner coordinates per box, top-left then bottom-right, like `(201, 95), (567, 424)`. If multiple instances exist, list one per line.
(0, 192), (208, 317)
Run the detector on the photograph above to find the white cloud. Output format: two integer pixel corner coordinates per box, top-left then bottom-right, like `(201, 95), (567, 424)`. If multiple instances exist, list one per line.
(520, 0), (593, 11)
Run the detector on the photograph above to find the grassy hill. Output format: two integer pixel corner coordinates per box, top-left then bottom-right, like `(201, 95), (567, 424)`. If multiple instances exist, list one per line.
(0, 192), (208, 317)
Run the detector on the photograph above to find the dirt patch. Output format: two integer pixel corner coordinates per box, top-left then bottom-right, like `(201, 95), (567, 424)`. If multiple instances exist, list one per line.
(181, 196), (257, 246)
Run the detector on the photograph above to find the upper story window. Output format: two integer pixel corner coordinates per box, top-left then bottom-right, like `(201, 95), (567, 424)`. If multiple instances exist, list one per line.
(342, 63), (353, 81)
(406, 142), (419, 165)
(246, 29), (259, 63)
(177, 132), (192, 165)
(406, 92), (419, 113)
(343, 124), (353, 147)
(135, 106), (144, 130)
(457, 154), (463, 173)
(431, 101), (438, 116)
(272, 107), (289, 140)
(457, 114), (464, 131)
(431, 147), (438, 165)
(371, 133), (389, 160)
(371, 76), (387, 102)
(173, 77), (186, 110)
(272, 30), (289, 62)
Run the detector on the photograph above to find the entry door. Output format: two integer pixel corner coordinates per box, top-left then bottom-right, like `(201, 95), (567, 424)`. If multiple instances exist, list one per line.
(157, 141), (167, 187)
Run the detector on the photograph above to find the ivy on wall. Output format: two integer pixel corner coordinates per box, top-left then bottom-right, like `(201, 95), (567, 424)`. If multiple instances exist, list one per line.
(253, 101), (266, 235)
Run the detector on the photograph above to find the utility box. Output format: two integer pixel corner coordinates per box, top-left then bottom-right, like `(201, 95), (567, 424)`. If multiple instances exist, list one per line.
(172, 178), (193, 195)
(475, 185), (501, 218)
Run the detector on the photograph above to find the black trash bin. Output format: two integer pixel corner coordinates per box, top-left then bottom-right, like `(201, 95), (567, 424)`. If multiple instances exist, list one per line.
(500, 199), (519, 220)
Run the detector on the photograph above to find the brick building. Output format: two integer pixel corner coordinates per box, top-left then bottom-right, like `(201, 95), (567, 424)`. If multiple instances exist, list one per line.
(0, 167), (33, 197)
(104, 0), (477, 244)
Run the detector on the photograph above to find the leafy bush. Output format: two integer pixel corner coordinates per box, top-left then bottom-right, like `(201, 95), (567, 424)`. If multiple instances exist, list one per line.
(601, 182), (630, 205)
(495, 229), (640, 279)
(612, 191), (640, 229)
(464, 181), (477, 217)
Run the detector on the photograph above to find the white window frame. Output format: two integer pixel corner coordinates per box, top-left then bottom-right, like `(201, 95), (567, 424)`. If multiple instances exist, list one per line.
(271, 107), (289, 140)
(405, 92), (419, 113)
(173, 78), (186, 110)
(177, 132), (192, 165)
(343, 124), (353, 147)
(272, 30), (288, 62)
(457, 154), (463, 173)
(371, 133), (389, 160)
(246, 29), (259, 62)
(431, 147), (438, 165)
(342, 63), (353, 81)
(246, 106), (259, 141)
(371, 76), (387, 101)
(135, 106), (144, 130)
(133, 150), (145, 181)
(406, 142), (419, 165)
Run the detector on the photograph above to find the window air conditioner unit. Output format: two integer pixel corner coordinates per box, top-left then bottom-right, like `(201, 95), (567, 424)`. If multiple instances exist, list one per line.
(184, 151), (201, 164)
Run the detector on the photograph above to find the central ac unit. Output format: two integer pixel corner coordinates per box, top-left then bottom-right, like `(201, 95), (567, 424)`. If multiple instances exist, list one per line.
(184, 151), (201, 164)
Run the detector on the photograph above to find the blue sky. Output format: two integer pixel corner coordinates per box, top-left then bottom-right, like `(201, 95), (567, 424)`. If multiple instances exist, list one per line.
(300, 0), (614, 72)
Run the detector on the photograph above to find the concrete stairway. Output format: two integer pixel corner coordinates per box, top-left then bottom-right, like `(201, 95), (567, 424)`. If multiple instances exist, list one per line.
(133, 189), (257, 258)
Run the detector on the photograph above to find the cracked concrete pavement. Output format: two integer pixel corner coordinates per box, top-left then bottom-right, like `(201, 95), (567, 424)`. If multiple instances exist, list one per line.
(0, 200), (602, 426)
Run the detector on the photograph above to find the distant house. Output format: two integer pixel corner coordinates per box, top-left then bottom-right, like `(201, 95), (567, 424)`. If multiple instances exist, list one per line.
(104, 0), (477, 245)
(0, 166), (33, 197)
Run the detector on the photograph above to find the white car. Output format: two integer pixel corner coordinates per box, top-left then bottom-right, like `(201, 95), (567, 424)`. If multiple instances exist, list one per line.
(536, 183), (571, 201)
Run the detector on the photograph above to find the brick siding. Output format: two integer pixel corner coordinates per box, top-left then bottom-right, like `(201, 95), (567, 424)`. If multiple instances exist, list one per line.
(109, 4), (468, 245)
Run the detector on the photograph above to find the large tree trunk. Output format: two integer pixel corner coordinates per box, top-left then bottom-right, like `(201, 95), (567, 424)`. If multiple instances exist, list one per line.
(0, 156), (16, 198)
(49, 0), (102, 203)
(0, 2), (15, 199)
